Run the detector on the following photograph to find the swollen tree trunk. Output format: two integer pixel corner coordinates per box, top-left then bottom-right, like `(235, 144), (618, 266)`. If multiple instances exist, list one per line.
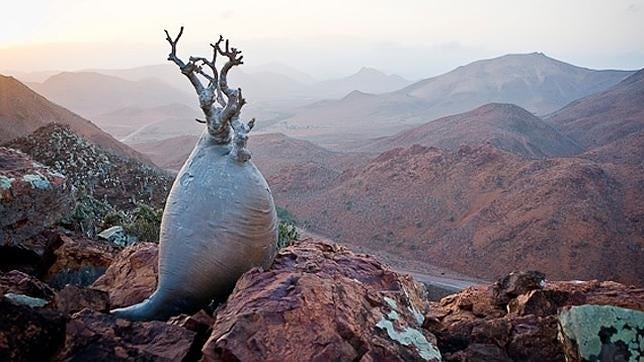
(111, 28), (278, 321)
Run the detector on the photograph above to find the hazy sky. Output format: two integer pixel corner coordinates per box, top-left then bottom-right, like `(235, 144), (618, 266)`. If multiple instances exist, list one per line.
(1, 0), (643, 79)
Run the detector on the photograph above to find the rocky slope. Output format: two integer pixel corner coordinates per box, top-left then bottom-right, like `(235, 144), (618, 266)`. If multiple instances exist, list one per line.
(7, 124), (172, 210)
(548, 68), (644, 149)
(7, 124), (172, 240)
(271, 144), (643, 285)
(363, 103), (582, 158)
(0, 74), (146, 161)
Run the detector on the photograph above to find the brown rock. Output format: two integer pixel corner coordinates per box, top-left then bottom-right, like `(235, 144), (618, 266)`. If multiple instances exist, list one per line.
(0, 269), (55, 300)
(92, 242), (158, 308)
(46, 234), (118, 289)
(492, 270), (546, 307)
(202, 239), (441, 361)
(0, 298), (67, 362)
(507, 289), (571, 316)
(505, 315), (562, 361)
(56, 309), (195, 361)
(445, 343), (511, 362)
(53, 285), (110, 315)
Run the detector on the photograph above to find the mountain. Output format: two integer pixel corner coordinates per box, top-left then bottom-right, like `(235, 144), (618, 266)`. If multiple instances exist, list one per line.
(28, 72), (195, 118)
(265, 53), (633, 150)
(363, 103), (582, 158)
(270, 144), (642, 285)
(548, 68), (644, 149)
(401, 52), (633, 115)
(313, 67), (411, 98)
(0, 74), (145, 161)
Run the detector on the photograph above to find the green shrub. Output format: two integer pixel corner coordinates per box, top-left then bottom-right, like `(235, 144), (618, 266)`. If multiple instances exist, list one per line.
(122, 203), (163, 242)
(277, 220), (299, 249)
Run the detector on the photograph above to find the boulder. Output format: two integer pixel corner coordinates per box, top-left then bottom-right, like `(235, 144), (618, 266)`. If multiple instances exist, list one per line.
(202, 239), (441, 362)
(57, 309), (196, 361)
(558, 304), (644, 362)
(491, 271), (546, 306)
(92, 242), (158, 308)
(0, 147), (73, 251)
(428, 272), (644, 362)
(0, 297), (67, 362)
(45, 233), (118, 288)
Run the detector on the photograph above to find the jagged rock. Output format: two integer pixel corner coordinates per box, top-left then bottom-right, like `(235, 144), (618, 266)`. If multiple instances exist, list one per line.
(0, 297), (67, 362)
(46, 233), (118, 288)
(0, 269), (55, 300)
(428, 272), (644, 362)
(201, 239), (441, 362)
(53, 284), (110, 315)
(56, 309), (195, 361)
(0, 147), (74, 250)
(92, 242), (158, 308)
(492, 271), (546, 306)
(558, 305), (644, 362)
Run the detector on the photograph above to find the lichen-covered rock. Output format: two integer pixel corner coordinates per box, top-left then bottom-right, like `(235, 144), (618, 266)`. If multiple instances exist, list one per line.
(427, 272), (644, 362)
(91, 242), (158, 308)
(0, 297), (67, 362)
(558, 305), (643, 362)
(56, 309), (196, 361)
(53, 284), (110, 315)
(0, 147), (74, 248)
(45, 233), (118, 288)
(201, 239), (441, 362)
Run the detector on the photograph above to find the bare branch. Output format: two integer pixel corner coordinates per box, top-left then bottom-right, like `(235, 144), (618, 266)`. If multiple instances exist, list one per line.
(215, 36), (244, 98)
(164, 27), (205, 95)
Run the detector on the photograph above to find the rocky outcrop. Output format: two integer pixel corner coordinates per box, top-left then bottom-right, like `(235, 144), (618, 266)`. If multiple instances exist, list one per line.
(426, 272), (644, 361)
(202, 239), (441, 362)
(0, 147), (73, 264)
(92, 242), (158, 308)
